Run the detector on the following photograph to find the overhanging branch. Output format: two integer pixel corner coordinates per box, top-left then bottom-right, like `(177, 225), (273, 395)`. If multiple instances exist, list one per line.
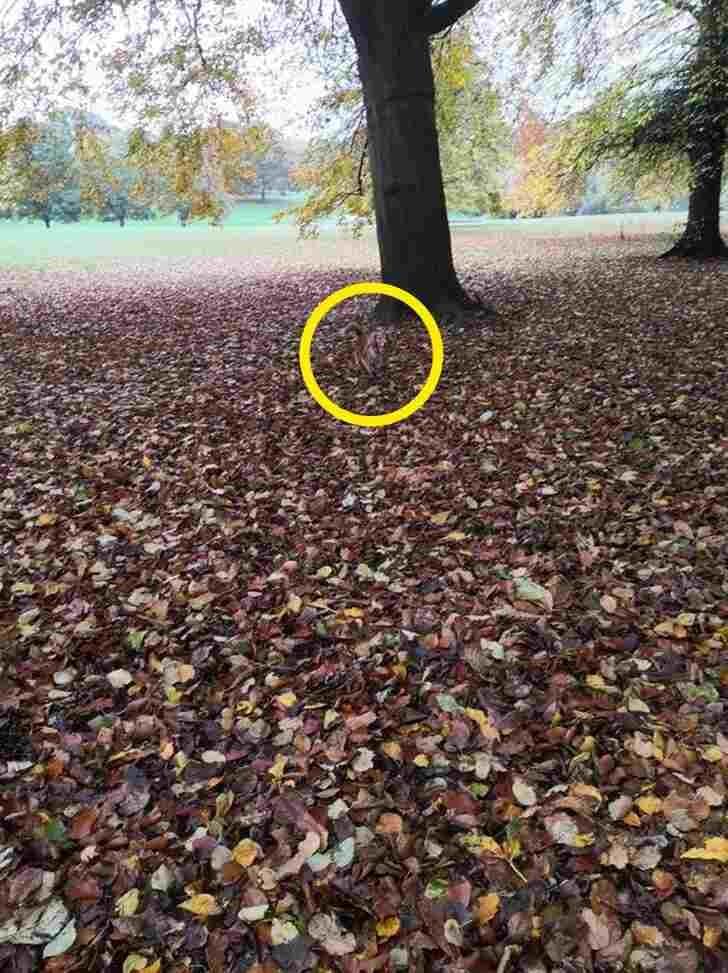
(421, 0), (481, 35)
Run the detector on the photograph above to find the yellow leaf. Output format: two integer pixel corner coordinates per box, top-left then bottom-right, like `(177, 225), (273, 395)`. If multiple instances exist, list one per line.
(141, 963), (161, 973)
(701, 746), (723, 763)
(376, 916), (400, 939)
(381, 741), (402, 762)
(623, 812), (642, 827)
(165, 686), (182, 705)
(444, 531), (467, 541)
(159, 740), (174, 760)
(504, 836), (521, 859)
(232, 838), (259, 867)
(215, 791), (234, 818)
(681, 837), (728, 863)
(703, 927), (721, 948)
(572, 783), (602, 804)
(269, 754), (287, 781)
(464, 708), (499, 740)
(343, 607), (363, 618)
(466, 835), (504, 857)
(123, 955), (148, 973)
(413, 754), (430, 767)
(174, 752), (188, 777)
(177, 664), (195, 683)
(287, 593), (302, 613)
(37, 512), (58, 526)
(430, 511), (449, 525)
(475, 893), (500, 925)
(142, 455), (153, 469)
(573, 833), (595, 847)
(632, 923), (664, 947)
(275, 692), (297, 709)
(586, 674), (607, 691)
(116, 888), (141, 916)
(636, 795), (663, 815)
(179, 893), (221, 917)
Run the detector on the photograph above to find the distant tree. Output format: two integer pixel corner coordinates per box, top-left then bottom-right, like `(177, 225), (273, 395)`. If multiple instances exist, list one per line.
(76, 119), (156, 226)
(0, 114), (80, 226)
(239, 128), (290, 201)
(631, 84), (726, 257)
(504, 0), (728, 258)
(506, 104), (584, 216)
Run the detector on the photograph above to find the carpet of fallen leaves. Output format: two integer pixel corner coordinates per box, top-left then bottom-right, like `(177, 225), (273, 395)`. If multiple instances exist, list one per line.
(1, 233), (728, 973)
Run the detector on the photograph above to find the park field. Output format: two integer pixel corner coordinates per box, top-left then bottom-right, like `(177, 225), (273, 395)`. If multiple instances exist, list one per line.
(0, 204), (702, 272)
(1, 221), (728, 973)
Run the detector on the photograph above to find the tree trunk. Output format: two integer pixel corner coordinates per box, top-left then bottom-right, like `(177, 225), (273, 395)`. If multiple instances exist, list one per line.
(662, 137), (727, 258)
(338, 0), (487, 321)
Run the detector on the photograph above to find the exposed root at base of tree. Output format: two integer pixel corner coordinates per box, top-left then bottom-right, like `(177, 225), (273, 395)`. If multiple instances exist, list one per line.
(659, 236), (728, 259)
(374, 287), (495, 329)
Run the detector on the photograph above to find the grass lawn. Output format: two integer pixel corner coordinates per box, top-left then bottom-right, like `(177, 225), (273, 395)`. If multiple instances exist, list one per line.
(1, 225), (728, 972)
(0, 204), (698, 272)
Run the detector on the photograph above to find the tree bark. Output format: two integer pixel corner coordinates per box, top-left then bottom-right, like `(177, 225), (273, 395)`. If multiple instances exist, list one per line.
(662, 136), (727, 258)
(337, 0), (488, 321)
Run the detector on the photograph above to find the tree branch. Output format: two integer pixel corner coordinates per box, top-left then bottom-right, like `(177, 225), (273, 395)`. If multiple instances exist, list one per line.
(421, 0), (481, 35)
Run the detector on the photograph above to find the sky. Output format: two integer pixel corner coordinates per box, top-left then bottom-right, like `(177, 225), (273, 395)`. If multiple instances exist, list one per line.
(0, 0), (325, 135)
(0, 0), (688, 137)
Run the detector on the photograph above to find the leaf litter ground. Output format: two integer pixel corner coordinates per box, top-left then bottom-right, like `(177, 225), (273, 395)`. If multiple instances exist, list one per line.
(1, 232), (728, 973)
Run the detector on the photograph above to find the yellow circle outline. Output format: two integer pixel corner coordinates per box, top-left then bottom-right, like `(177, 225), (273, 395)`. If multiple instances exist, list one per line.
(299, 282), (443, 428)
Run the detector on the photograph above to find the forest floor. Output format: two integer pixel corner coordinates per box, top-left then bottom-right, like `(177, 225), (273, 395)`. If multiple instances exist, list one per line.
(1, 232), (728, 973)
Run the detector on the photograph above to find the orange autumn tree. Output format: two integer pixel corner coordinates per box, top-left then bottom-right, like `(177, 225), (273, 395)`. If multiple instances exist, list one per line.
(506, 104), (584, 216)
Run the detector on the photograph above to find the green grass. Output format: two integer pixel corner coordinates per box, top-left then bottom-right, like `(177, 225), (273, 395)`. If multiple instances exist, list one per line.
(153, 196), (303, 227)
(0, 202), (700, 272)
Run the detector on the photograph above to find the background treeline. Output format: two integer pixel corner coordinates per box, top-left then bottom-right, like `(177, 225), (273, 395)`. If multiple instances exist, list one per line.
(0, 110), (303, 228)
(0, 98), (700, 230)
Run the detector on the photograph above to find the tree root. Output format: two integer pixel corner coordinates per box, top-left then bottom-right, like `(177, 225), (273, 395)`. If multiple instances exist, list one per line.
(659, 235), (728, 259)
(373, 287), (495, 329)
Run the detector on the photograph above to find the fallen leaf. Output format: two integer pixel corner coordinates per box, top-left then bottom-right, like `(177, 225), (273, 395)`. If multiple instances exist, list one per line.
(232, 839), (259, 867)
(179, 893), (221, 917)
(681, 837), (728, 863)
(107, 669), (133, 689)
(376, 916), (400, 939)
(115, 889), (140, 916)
(512, 778), (537, 807)
(308, 913), (357, 956)
(475, 893), (500, 925)
(375, 813), (403, 835)
(636, 795), (663, 815)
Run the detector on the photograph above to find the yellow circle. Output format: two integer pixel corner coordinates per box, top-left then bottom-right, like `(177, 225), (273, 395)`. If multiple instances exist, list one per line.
(299, 282), (443, 428)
